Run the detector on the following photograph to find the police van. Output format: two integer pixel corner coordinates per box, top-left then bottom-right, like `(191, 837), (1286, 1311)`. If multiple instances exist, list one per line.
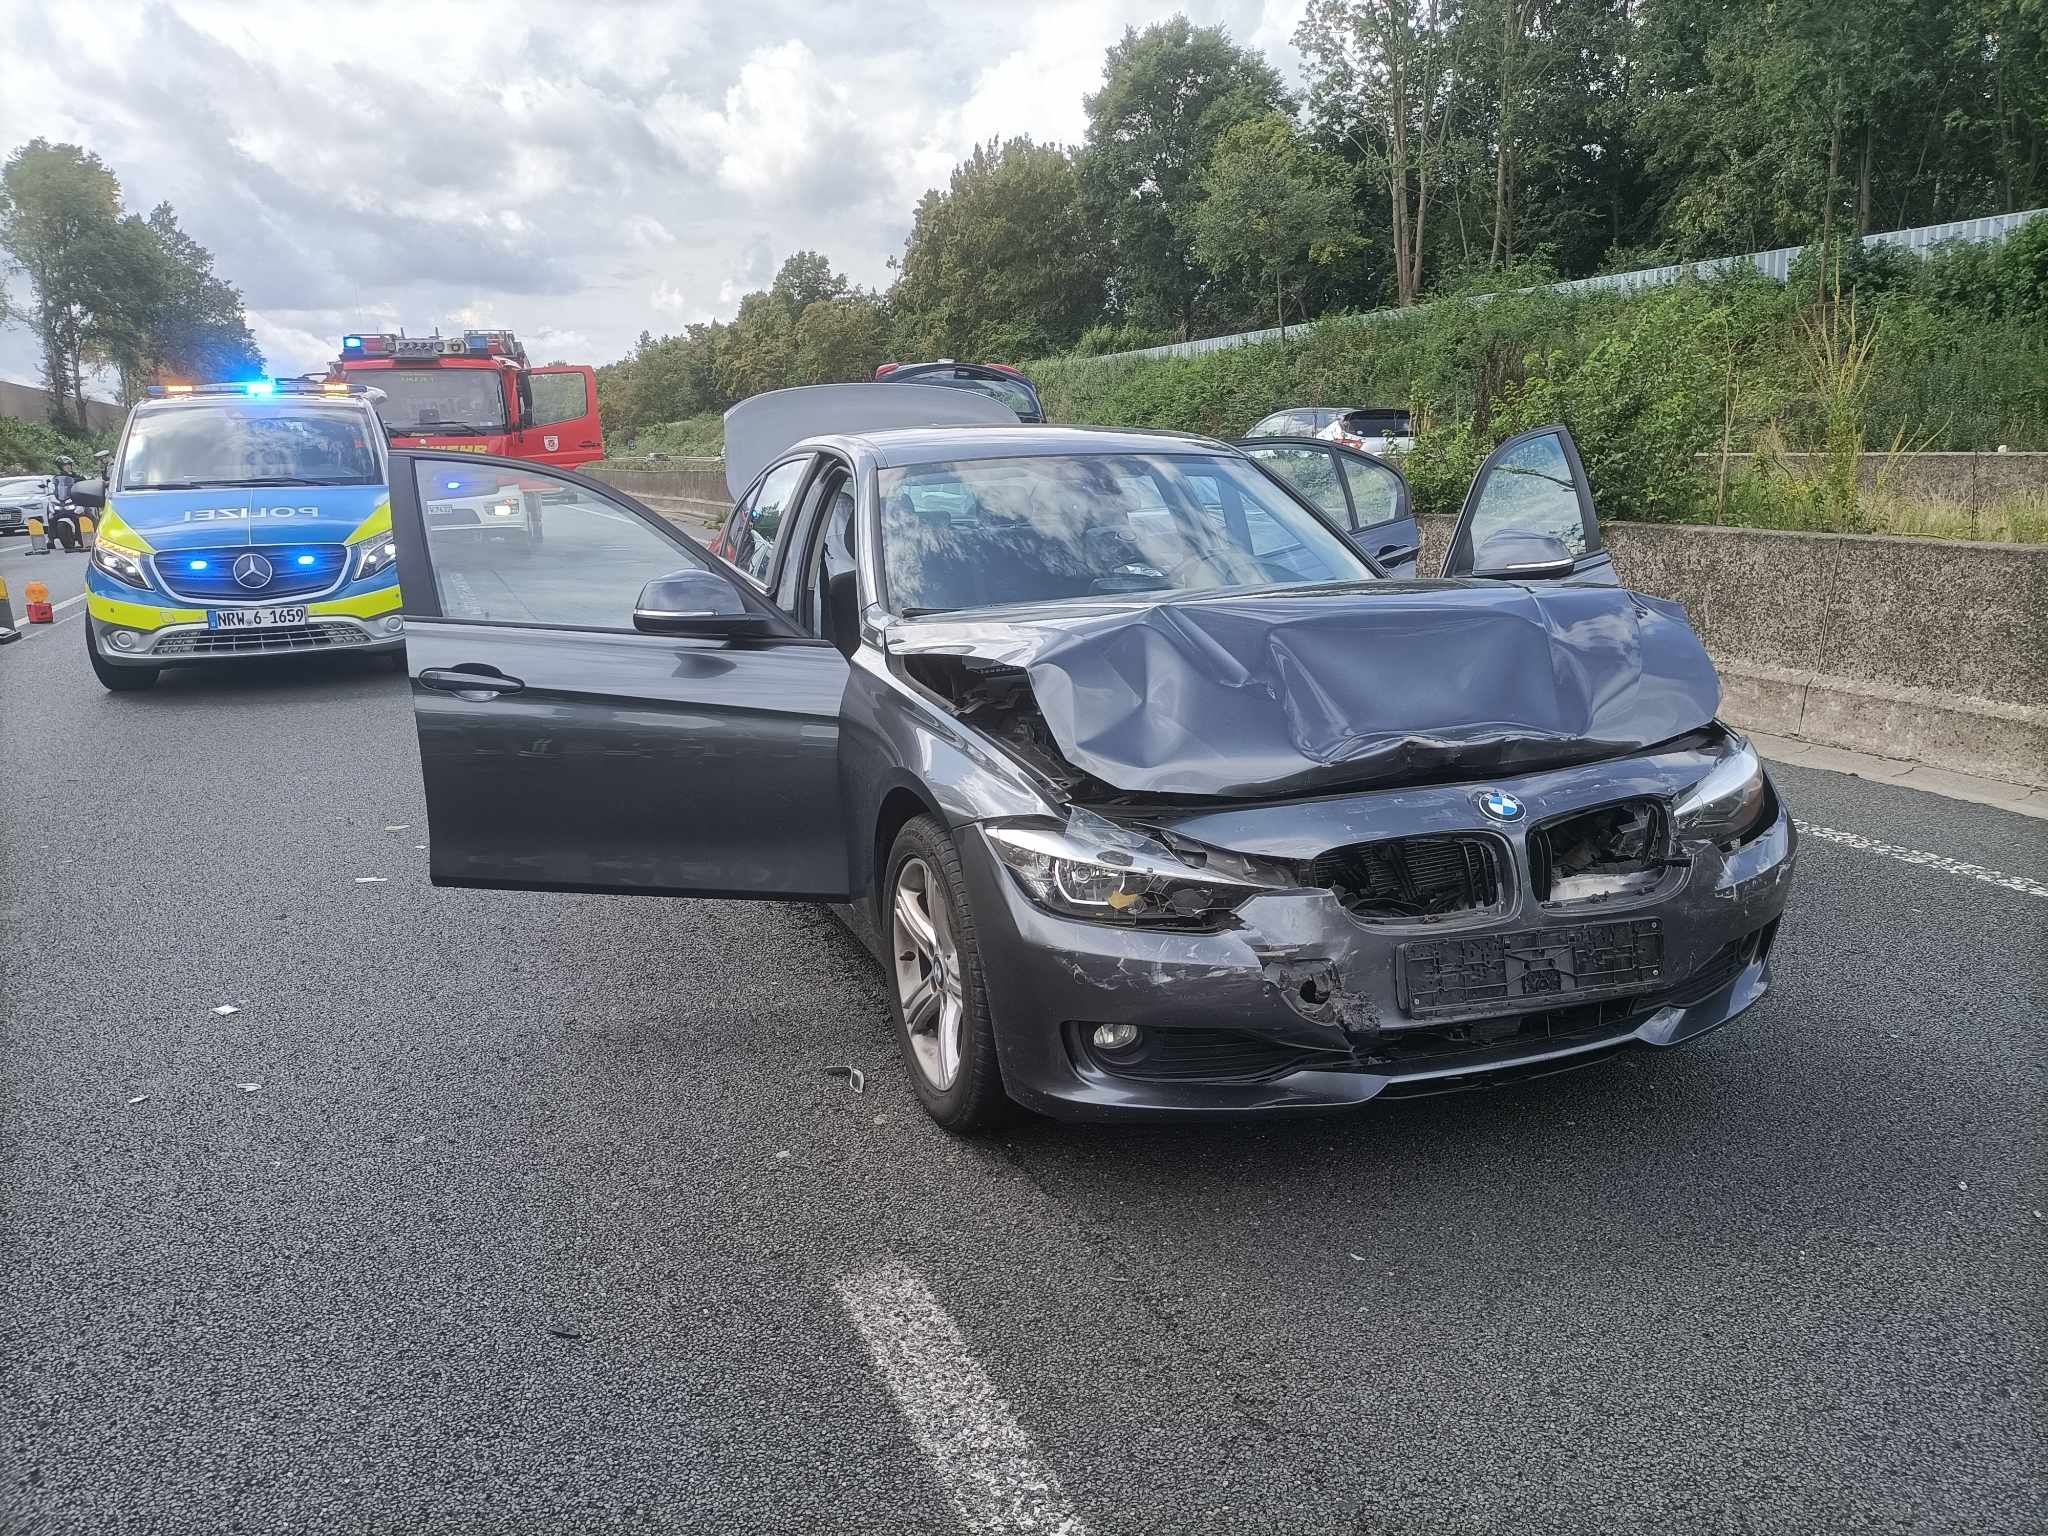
(75, 380), (409, 691)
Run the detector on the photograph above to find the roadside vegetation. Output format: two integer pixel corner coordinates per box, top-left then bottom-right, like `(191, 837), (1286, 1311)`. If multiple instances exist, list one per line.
(1036, 226), (2048, 540)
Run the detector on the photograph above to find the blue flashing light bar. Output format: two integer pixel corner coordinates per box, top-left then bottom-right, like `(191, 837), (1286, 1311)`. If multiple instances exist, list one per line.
(146, 380), (379, 399)
(343, 335), (364, 350)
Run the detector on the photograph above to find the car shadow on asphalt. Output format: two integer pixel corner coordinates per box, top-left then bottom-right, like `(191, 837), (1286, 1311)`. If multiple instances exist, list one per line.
(133, 652), (405, 698)
(987, 1022), (1840, 1232)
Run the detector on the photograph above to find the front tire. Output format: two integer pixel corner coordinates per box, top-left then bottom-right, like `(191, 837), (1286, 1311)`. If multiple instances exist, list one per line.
(86, 623), (158, 691)
(885, 815), (1008, 1133)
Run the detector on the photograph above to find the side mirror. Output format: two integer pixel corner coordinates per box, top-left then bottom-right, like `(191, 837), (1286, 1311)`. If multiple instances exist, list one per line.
(1468, 531), (1576, 581)
(825, 567), (861, 658)
(69, 477), (105, 509)
(515, 373), (535, 432)
(633, 569), (772, 638)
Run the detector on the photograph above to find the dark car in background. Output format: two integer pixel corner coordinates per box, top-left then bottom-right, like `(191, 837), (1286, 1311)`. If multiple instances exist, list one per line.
(875, 360), (1045, 423)
(384, 387), (1793, 1132)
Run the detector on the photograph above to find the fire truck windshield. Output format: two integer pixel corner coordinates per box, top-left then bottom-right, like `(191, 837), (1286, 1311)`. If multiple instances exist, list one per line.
(361, 368), (509, 435)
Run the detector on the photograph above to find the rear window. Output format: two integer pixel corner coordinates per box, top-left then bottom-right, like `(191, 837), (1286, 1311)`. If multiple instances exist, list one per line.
(893, 368), (1041, 422)
(118, 404), (381, 490)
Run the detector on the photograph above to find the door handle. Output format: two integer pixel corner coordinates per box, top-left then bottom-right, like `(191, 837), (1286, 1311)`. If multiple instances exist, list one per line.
(1375, 544), (1420, 565)
(418, 667), (525, 697)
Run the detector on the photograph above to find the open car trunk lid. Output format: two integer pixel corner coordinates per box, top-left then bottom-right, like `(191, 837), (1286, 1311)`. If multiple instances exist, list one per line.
(722, 383), (1019, 500)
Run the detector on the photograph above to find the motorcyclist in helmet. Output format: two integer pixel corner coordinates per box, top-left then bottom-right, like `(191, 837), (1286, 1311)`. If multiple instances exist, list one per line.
(49, 455), (83, 550)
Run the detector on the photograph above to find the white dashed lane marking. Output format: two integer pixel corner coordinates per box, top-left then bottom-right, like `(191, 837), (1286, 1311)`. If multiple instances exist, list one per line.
(837, 1263), (1090, 1536)
(1795, 821), (2048, 900)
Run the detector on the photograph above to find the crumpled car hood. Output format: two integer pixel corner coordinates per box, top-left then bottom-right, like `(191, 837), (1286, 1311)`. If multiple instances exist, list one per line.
(890, 581), (1723, 799)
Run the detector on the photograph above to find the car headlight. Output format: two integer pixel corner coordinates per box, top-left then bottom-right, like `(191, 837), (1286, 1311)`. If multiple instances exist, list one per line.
(91, 540), (149, 590)
(354, 533), (399, 580)
(984, 814), (1270, 927)
(1674, 738), (1772, 847)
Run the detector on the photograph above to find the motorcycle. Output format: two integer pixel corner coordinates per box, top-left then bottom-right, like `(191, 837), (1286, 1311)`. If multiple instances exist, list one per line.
(45, 498), (85, 551)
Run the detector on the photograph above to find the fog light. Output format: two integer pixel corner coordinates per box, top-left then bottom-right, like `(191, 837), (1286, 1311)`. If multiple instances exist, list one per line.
(491, 502), (515, 517)
(110, 629), (137, 650)
(1091, 1022), (1141, 1051)
(382, 615), (404, 633)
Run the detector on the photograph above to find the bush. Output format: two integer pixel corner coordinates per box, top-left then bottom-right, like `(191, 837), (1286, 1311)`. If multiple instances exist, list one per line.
(622, 412), (724, 458)
(1994, 213), (2048, 321)
(1027, 239), (2047, 522)
(0, 415), (108, 475)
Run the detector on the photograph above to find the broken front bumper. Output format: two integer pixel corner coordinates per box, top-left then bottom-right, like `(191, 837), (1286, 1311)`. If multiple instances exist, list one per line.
(961, 761), (1797, 1122)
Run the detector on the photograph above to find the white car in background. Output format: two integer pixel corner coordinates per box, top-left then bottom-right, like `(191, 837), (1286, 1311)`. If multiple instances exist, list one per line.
(1247, 406), (1415, 457)
(0, 474), (52, 536)
(1317, 407), (1414, 457)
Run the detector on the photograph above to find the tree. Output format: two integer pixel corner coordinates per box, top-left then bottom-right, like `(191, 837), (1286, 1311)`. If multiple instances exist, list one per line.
(1082, 18), (1291, 334)
(1298, 0), (1469, 306)
(0, 143), (264, 425)
(892, 137), (1109, 358)
(714, 290), (797, 401)
(794, 295), (886, 383)
(122, 203), (262, 396)
(0, 140), (124, 430)
(770, 250), (850, 315)
(1184, 115), (1360, 331)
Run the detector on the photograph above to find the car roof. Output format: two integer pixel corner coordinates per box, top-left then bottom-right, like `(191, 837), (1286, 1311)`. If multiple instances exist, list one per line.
(800, 424), (1237, 469)
(131, 393), (378, 415)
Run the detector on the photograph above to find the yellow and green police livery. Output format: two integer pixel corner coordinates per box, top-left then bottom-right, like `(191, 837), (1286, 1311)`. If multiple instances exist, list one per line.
(84, 381), (405, 691)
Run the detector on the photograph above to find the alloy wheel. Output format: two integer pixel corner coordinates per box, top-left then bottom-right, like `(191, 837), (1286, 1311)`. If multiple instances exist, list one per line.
(892, 856), (964, 1090)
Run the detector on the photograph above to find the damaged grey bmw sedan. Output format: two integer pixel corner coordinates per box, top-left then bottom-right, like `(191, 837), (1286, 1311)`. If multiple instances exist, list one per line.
(386, 385), (1795, 1131)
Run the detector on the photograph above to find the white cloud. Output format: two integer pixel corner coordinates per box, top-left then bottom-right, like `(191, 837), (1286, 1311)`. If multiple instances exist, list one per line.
(0, 0), (1288, 387)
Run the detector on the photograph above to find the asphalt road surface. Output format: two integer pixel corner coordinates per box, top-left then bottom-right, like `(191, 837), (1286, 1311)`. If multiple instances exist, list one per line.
(3, 557), (2043, 1535)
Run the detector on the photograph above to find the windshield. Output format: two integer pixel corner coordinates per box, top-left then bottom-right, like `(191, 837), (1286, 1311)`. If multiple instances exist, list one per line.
(880, 452), (1370, 615)
(118, 404), (381, 490)
(354, 367), (510, 433)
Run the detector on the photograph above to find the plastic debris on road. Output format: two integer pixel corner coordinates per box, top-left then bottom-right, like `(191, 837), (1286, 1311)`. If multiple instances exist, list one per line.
(212, 1004), (239, 1016)
(238, 1083), (261, 1092)
(384, 824), (409, 831)
(826, 1064), (866, 1094)
(354, 877), (388, 884)
(127, 1095), (148, 1106)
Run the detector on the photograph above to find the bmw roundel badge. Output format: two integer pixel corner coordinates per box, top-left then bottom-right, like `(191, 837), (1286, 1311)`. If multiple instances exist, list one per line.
(1477, 789), (1524, 822)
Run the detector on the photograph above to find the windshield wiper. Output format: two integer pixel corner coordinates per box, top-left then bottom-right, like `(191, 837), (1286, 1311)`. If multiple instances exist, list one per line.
(899, 605), (959, 617)
(388, 419), (486, 438)
(208, 476), (333, 487)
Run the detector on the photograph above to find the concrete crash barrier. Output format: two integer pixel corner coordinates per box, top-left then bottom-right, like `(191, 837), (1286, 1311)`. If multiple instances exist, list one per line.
(586, 465), (730, 536)
(1419, 515), (2047, 788)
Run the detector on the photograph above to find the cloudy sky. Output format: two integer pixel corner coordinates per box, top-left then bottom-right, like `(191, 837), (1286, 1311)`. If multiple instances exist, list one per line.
(0, 0), (1303, 392)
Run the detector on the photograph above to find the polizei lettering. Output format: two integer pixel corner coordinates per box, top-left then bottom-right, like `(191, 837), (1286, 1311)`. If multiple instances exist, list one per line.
(180, 506), (324, 521)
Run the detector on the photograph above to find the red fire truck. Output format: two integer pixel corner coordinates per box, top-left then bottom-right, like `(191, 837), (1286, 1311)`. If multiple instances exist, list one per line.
(331, 330), (603, 470)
